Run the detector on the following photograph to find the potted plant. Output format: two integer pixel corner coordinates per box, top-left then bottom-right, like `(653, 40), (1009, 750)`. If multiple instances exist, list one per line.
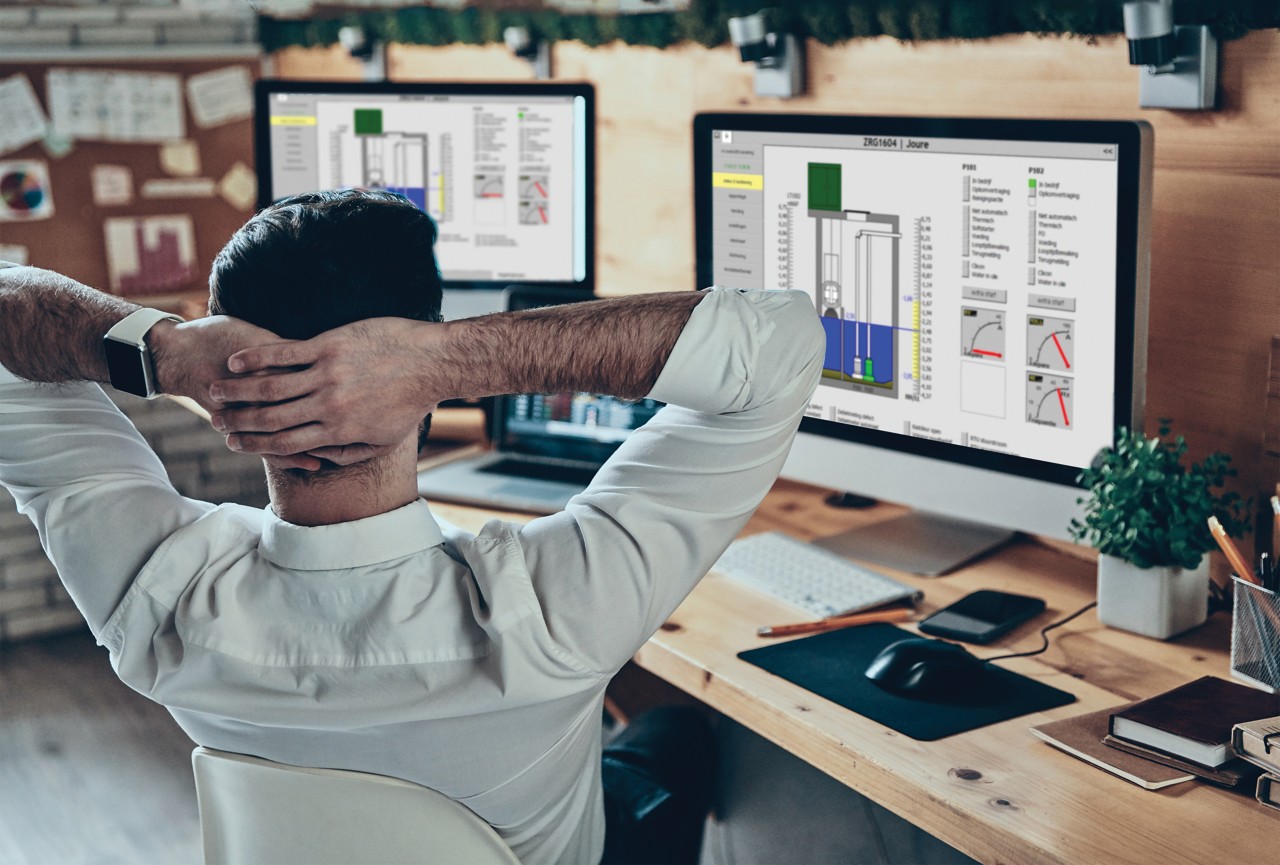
(1070, 421), (1249, 639)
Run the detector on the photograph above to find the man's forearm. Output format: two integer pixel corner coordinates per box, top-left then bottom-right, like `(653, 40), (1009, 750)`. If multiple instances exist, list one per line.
(429, 291), (706, 402)
(0, 266), (138, 383)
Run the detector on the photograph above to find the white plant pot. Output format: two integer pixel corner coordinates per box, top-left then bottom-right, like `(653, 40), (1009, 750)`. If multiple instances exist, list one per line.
(1096, 553), (1210, 640)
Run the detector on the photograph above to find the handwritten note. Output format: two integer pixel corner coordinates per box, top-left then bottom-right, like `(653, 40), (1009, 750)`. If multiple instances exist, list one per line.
(160, 140), (201, 177)
(218, 161), (257, 212)
(142, 177), (216, 199)
(91, 164), (133, 206)
(48, 69), (184, 143)
(186, 66), (253, 129)
(0, 243), (29, 266)
(0, 74), (49, 156)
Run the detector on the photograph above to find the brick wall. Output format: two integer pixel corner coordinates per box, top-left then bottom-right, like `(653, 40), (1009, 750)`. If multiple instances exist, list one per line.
(0, 0), (257, 56)
(0, 394), (268, 644)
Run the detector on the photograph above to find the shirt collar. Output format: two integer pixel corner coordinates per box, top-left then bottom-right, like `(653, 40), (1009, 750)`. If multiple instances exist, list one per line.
(258, 498), (446, 571)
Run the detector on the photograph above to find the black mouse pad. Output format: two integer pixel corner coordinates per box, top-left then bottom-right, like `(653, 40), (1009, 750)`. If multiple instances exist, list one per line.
(738, 623), (1076, 741)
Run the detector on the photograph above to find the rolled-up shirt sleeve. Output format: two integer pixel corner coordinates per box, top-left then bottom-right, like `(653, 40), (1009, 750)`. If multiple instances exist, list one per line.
(0, 362), (213, 641)
(518, 288), (825, 674)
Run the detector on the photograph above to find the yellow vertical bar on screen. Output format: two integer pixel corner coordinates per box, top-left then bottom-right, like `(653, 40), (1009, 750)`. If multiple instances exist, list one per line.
(912, 299), (921, 382)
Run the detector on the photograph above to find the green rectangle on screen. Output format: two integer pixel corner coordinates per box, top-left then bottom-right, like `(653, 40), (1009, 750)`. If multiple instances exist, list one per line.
(354, 108), (383, 136)
(808, 163), (842, 212)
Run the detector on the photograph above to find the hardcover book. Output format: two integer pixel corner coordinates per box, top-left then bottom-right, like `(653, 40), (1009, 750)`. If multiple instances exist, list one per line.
(1108, 676), (1280, 768)
(1231, 715), (1280, 774)
(1030, 705), (1195, 790)
(1257, 773), (1280, 813)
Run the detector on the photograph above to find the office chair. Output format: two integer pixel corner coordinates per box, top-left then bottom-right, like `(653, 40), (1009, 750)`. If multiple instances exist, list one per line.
(192, 746), (521, 865)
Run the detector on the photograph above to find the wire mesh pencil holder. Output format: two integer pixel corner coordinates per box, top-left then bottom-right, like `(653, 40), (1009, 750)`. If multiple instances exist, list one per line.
(1231, 577), (1280, 694)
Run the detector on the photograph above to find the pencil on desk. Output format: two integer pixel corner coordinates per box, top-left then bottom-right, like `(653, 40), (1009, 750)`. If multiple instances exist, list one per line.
(757, 607), (912, 638)
(1208, 515), (1261, 586)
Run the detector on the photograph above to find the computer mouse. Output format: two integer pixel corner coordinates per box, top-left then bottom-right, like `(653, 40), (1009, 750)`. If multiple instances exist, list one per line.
(864, 637), (997, 703)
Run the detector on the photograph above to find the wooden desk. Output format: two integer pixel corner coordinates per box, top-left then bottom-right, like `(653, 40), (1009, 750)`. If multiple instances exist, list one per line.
(432, 479), (1280, 865)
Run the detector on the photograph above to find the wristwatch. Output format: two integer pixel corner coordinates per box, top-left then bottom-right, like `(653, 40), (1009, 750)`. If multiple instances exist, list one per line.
(103, 308), (184, 399)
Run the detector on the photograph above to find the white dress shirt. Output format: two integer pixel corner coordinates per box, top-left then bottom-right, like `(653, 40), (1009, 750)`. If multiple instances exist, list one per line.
(0, 283), (823, 865)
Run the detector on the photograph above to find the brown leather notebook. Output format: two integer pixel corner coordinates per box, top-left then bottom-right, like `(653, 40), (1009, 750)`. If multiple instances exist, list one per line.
(1108, 675), (1280, 768)
(1102, 734), (1263, 788)
(1031, 705), (1195, 790)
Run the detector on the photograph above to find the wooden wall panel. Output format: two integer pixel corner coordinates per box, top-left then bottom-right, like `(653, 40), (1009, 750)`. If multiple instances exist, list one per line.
(276, 30), (1280, 499)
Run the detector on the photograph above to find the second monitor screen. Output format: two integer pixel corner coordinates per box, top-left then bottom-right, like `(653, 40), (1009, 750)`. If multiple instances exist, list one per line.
(706, 124), (1125, 475)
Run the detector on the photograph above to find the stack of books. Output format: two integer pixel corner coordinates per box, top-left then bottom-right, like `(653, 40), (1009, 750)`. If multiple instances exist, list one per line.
(1031, 675), (1280, 792)
(1232, 715), (1280, 810)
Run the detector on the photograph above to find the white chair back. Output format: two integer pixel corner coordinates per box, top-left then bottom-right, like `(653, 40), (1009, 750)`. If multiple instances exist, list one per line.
(192, 746), (521, 865)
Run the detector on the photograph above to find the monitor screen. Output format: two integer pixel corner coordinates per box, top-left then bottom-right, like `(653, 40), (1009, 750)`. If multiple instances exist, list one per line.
(255, 80), (594, 292)
(694, 114), (1151, 570)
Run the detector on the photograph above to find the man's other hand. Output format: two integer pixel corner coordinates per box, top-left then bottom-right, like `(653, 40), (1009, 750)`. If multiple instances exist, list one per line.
(151, 316), (289, 414)
(205, 318), (441, 459)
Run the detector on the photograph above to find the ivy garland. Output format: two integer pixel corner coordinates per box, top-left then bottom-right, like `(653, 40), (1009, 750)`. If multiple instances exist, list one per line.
(258, 0), (1278, 53)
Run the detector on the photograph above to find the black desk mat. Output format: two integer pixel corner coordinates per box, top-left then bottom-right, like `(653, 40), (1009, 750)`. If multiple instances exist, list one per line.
(739, 623), (1076, 741)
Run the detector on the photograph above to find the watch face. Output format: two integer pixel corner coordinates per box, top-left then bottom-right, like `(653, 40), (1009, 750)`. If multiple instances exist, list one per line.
(104, 338), (150, 397)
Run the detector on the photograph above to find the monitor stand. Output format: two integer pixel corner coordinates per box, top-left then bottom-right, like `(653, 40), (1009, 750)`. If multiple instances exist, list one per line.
(812, 511), (1015, 577)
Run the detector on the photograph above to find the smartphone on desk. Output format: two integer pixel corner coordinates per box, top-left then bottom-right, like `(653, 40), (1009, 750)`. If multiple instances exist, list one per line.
(917, 589), (1045, 644)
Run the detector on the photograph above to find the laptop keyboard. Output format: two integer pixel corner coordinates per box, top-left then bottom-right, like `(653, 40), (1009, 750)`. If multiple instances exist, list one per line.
(479, 458), (599, 487)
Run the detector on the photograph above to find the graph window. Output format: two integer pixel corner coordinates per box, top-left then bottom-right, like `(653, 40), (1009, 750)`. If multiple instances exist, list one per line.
(264, 91), (584, 285)
(709, 129), (1121, 472)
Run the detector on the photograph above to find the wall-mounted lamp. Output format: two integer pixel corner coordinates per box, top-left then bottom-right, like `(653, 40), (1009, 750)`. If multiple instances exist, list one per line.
(338, 25), (386, 82)
(504, 26), (551, 80)
(1122, 0), (1217, 110)
(727, 11), (804, 100)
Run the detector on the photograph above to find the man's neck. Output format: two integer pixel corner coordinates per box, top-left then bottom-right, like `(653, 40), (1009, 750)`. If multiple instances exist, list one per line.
(263, 445), (420, 527)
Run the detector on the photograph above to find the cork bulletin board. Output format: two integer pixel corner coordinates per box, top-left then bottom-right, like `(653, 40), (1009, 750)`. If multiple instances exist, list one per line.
(0, 57), (258, 315)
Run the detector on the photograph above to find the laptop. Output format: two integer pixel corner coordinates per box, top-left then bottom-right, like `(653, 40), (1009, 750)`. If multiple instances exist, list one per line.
(417, 286), (661, 514)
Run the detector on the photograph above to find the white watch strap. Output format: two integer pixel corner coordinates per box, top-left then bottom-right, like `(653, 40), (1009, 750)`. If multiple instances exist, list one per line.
(105, 308), (184, 347)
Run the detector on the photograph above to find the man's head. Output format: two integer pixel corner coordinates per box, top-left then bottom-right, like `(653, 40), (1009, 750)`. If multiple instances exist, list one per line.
(210, 188), (443, 340)
(209, 188), (443, 472)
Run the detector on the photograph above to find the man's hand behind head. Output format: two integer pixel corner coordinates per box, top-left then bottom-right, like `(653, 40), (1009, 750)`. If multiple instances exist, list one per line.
(207, 317), (442, 459)
(151, 315), (291, 415)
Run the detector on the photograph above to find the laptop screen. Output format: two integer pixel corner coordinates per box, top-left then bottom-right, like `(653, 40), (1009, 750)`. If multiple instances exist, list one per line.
(494, 287), (662, 464)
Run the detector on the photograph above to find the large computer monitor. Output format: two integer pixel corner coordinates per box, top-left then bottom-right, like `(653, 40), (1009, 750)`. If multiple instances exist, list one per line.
(255, 80), (594, 317)
(694, 114), (1152, 574)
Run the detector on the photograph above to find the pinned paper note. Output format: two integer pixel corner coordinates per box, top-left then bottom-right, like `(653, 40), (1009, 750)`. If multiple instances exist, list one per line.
(0, 160), (54, 222)
(142, 177), (216, 199)
(91, 165), (133, 206)
(0, 243), (29, 265)
(40, 132), (74, 160)
(48, 69), (184, 143)
(160, 139), (201, 177)
(104, 214), (197, 296)
(186, 66), (253, 129)
(0, 74), (49, 156)
(218, 161), (257, 212)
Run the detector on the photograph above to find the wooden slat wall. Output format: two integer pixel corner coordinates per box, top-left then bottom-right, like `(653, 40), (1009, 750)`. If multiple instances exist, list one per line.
(275, 30), (1280, 504)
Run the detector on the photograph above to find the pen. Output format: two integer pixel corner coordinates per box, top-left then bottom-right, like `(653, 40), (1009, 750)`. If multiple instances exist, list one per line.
(1208, 516), (1261, 586)
(757, 606), (912, 638)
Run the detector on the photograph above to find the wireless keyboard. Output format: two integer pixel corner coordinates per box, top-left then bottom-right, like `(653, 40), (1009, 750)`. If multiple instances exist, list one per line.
(712, 532), (921, 619)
